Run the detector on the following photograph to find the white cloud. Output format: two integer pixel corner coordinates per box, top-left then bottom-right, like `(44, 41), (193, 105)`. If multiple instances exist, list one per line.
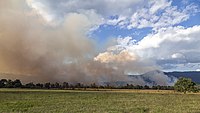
(26, 0), (144, 26)
(26, 0), (55, 23)
(94, 50), (136, 63)
(26, 0), (199, 30)
(96, 25), (200, 71)
(128, 0), (199, 30)
(149, 0), (171, 14)
(131, 25), (200, 62)
(106, 16), (127, 26)
(59, 0), (143, 17)
(171, 53), (185, 59)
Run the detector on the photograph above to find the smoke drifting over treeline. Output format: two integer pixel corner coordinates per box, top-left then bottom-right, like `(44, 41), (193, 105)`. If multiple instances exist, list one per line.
(0, 0), (176, 86)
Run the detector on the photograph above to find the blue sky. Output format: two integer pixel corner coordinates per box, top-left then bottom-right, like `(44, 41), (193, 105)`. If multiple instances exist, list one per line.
(92, 0), (200, 43)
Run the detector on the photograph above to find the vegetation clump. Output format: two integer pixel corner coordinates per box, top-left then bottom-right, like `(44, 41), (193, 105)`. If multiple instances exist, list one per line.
(174, 77), (198, 94)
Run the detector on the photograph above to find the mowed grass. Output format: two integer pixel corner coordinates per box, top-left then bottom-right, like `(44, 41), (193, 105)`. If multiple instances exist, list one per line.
(0, 89), (200, 113)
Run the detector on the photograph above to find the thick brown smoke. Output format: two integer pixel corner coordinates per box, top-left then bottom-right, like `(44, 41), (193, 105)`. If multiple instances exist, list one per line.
(0, 0), (94, 83)
(0, 0), (127, 84)
(0, 0), (176, 85)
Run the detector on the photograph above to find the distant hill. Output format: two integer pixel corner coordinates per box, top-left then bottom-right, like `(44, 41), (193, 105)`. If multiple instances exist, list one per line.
(164, 71), (200, 84)
(128, 70), (177, 86)
(128, 70), (200, 85)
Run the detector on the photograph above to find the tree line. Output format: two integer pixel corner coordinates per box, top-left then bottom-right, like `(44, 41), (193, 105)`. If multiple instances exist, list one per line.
(0, 79), (174, 90)
(0, 77), (199, 93)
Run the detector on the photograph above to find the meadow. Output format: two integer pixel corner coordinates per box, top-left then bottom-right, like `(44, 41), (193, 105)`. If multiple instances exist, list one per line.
(0, 89), (200, 113)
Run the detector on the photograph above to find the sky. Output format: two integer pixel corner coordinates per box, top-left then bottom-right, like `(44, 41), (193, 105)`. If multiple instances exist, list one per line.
(0, 0), (200, 84)
(25, 0), (200, 72)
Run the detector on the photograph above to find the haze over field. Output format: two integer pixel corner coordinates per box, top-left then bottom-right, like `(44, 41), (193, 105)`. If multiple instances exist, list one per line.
(0, 0), (200, 85)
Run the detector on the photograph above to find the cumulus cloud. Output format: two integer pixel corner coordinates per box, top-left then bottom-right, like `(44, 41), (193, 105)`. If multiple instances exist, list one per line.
(94, 50), (136, 63)
(94, 36), (159, 74)
(29, 0), (143, 16)
(128, 0), (199, 30)
(26, 0), (104, 27)
(25, 0), (144, 27)
(25, 0), (199, 30)
(134, 26), (200, 62)
(98, 25), (200, 71)
(171, 53), (185, 59)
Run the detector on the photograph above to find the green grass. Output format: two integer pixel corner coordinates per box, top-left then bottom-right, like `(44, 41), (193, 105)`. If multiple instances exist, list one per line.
(0, 89), (200, 113)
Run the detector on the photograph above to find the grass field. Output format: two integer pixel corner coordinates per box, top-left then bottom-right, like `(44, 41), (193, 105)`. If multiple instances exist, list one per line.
(0, 89), (200, 113)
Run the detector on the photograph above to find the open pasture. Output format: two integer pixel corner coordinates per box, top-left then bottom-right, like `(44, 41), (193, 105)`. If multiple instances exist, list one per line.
(0, 89), (200, 113)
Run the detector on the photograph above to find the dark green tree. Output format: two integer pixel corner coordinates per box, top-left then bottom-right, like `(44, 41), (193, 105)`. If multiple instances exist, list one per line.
(90, 83), (97, 88)
(0, 79), (7, 88)
(13, 79), (22, 88)
(50, 83), (55, 88)
(55, 82), (60, 88)
(25, 82), (35, 88)
(5, 79), (14, 88)
(144, 85), (150, 89)
(44, 82), (51, 89)
(36, 83), (43, 88)
(62, 82), (69, 89)
(174, 77), (198, 94)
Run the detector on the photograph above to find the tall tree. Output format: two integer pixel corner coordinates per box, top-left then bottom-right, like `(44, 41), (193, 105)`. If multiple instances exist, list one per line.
(174, 77), (198, 94)
(0, 79), (7, 88)
(44, 82), (51, 89)
(62, 82), (69, 89)
(25, 82), (35, 88)
(5, 79), (13, 88)
(13, 79), (22, 88)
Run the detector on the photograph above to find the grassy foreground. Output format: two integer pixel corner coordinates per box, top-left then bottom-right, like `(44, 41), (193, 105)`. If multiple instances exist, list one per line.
(0, 89), (200, 113)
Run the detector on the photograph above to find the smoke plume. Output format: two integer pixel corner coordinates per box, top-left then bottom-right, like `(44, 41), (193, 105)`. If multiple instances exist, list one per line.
(0, 0), (176, 85)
